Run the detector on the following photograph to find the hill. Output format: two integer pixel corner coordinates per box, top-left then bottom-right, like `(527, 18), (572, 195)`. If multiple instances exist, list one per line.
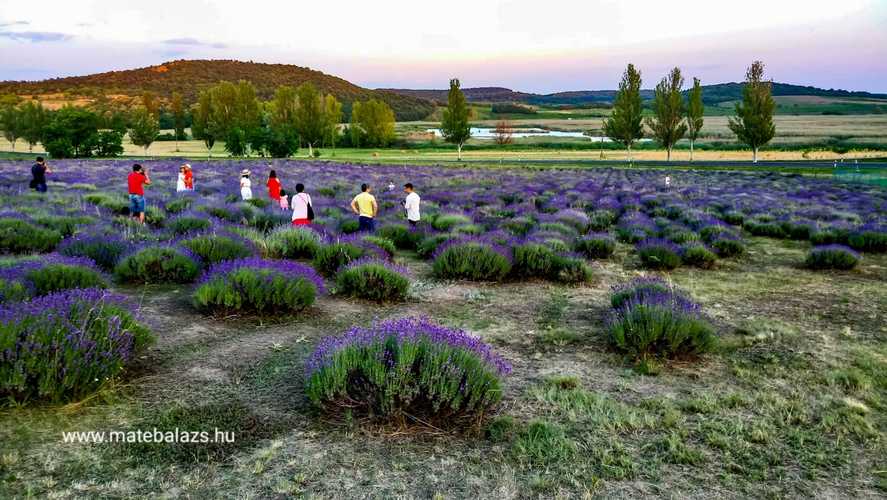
(0, 59), (434, 121)
(383, 82), (887, 110)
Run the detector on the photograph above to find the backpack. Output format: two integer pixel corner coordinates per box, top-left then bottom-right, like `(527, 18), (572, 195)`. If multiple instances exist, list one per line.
(299, 193), (315, 221)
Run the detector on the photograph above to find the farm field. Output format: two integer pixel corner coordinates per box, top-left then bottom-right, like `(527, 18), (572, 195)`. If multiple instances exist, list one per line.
(0, 160), (886, 498)
(2, 113), (887, 163)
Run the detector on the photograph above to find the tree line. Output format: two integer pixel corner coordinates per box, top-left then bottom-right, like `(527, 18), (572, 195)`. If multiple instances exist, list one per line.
(1, 61), (777, 161)
(602, 60), (775, 162)
(0, 80), (398, 158)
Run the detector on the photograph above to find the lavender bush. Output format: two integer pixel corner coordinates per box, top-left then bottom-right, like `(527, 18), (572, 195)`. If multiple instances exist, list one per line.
(335, 257), (410, 302)
(0, 254), (107, 300)
(608, 279), (716, 359)
(805, 244), (860, 270)
(114, 245), (202, 284)
(305, 317), (510, 423)
(193, 257), (325, 314)
(0, 288), (153, 403)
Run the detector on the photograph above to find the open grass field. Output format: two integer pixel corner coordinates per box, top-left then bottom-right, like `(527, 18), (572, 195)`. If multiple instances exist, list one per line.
(0, 159), (885, 498)
(1, 114), (886, 163)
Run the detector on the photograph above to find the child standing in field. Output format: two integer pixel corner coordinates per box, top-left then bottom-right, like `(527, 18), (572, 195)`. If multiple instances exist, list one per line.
(176, 166), (187, 192)
(267, 170), (281, 201)
(279, 189), (290, 211)
(184, 164), (194, 191)
(240, 169), (253, 200)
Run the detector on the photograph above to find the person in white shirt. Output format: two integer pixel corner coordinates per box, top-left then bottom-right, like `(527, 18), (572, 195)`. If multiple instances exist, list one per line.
(403, 183), (421, 226)
(176, 166), (187, 192)
(291, 183), (314, 226)
(240, 169), (252, 200)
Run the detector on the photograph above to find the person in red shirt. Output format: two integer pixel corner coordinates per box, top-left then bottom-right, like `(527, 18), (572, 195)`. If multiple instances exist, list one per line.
(267, 170), (281, 201)
(183, 164), (194, 191)
(127, 164), (151, 224)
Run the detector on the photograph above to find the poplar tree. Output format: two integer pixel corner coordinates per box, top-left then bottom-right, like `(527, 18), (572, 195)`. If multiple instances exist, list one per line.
(646, 67), (687, 162)
(728, 61), (775, 163)
(191, 90), (219, 156)
(686, 77), (704, 161)
(350, 99), (396, 147)
(267, 85), (300, 157)
(440, 78), (471, 160)
(19, 100), (47, 152)
(603, 64), (644, 162)
(128, 106), (160, 155)
(170, 92), (186, 151)
(294, 82), (325, 157)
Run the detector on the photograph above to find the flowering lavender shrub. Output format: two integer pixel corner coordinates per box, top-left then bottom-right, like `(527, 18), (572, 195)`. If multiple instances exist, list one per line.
(552, 254), (593, 284)
(33, 214), (95, 237)
(433, 239), (512, 281)
(610, 276), (675, 309)
(179, 232), (256, 264)
(0, 218), (63, 254)
(361, 235), (397, 257)
(166, 214), (212, 236)
(608, 280), (716, 359)
(305, 317), (510, 423)
(114, 245), (202, 284)
(335, 257), (410, 302)
(266, 226), (322, 260)
(575, 233), (616, 259)
(58, 233), (130, 271)
(847, 223), (887, 253)
(193, 257), (324, 314)
(377, 224), (423, 250)
(636, 239), (682, 270)
(805, 245), (860, 270)
(0, 288), (153, 403)
(710, 233), (746, 258)
(680, 244), (717, 269)
(512, 242), (558, 279)
(416, 234), (452, 259)
(312, 242), (367, 276)
(0, 255), (108, 299)
(432, 213), (472, 231)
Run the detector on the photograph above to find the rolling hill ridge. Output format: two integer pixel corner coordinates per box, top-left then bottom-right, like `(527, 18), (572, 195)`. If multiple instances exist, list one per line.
(0, 59), (435, 121)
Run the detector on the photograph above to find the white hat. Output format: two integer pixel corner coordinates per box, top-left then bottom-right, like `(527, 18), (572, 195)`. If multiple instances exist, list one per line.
(241, 169), (251, 176)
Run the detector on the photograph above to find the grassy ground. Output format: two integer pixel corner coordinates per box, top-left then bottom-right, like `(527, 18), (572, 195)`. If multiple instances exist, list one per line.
(1, 236), (885, 498)
(1, 114), (886, 162)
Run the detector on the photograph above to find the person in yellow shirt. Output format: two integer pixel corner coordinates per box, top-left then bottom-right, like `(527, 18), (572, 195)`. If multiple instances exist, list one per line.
(350, 183), (378, 232)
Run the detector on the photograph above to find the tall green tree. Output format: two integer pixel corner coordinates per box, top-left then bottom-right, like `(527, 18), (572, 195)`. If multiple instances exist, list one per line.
(728, 61), (775, 163)
(128, 106), (160, 155)
(350, 99), (396, 147)
(645, 67), (687, 162)
(686, 77), (704, 162)
(323, 94), (342, 149)
(267, 85), (300, 158)
(191, 81), (261, 157)
(293, 82), (326, 157)
(0, 104), (22, 151)
(192, 90), (219, 156)
(42, 107), (102, 158)
(18, 100), (47, 152)
(603, 64), (644, 162)
(170, 91), (187, 151)
(440, 78), (471, 160)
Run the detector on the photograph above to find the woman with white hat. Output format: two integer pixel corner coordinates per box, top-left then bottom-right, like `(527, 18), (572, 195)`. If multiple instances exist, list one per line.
(240, 169), (253, 200)
(176, 165), (188, 192)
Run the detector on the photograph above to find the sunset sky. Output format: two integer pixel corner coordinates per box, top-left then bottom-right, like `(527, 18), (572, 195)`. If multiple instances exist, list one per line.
(1, 0), (885, 92)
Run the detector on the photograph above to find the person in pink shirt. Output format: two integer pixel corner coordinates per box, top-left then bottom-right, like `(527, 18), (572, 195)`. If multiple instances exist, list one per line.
(279, 188), (290, 211)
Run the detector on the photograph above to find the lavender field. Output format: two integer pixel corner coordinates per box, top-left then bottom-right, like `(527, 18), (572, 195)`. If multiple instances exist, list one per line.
(1, 159), (885, 498)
